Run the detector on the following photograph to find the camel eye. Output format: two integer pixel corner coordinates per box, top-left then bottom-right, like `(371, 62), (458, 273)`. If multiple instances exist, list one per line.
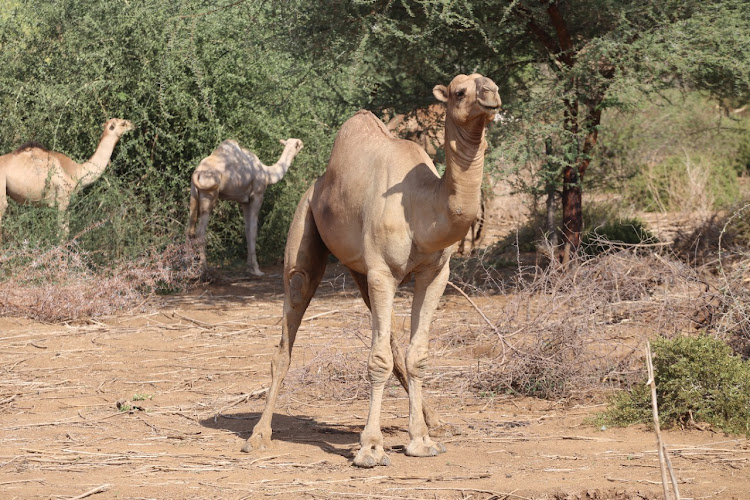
(456, 89), (466, 99)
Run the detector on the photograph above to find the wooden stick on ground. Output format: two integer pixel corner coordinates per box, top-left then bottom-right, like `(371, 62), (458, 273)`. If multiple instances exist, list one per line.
(646, 339), (681, 500)
(68, 483), (110, 500)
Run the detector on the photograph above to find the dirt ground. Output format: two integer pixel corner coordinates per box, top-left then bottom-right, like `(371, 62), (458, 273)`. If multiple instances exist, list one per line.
(1, 259), (749, 500)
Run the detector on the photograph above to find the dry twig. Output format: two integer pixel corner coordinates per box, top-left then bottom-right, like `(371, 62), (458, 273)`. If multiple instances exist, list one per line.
(646, 339), (681, 500)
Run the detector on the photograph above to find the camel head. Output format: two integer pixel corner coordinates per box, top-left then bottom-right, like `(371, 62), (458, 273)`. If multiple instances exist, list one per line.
(102, 118), (134, 137)
(279, 138), (304, 156)
(432, 74), (501, 126)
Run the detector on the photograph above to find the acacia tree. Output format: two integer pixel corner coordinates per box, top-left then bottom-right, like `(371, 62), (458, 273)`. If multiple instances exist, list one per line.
(291, 0), (749, 259)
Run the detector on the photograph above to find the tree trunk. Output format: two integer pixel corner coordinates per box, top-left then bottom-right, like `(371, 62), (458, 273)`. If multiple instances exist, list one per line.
(560, 101), (603, 262)
(561, 167), (582, 263)
(544, 138), (558, 250)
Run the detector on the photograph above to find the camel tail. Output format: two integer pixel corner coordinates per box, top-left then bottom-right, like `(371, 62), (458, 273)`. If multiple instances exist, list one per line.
(192, 170), (220, 191)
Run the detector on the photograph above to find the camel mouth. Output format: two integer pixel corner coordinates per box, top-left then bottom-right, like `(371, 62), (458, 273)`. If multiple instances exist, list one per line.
(478, 98), (501, 112)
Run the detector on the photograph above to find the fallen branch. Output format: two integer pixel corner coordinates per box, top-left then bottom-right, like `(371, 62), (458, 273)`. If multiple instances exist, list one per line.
(68, 483), (110, 500)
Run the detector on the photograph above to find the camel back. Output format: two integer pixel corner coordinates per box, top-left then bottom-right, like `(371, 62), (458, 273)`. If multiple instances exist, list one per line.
(13, 141), (48, 154)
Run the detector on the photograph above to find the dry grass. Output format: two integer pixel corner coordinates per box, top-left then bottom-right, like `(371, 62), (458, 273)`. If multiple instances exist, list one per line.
(0, 237), (203, 322)
(279, 243), (731, 404)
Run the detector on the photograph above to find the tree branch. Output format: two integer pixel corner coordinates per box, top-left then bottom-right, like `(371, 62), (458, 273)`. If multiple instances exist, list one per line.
(545, 1), (575, 66)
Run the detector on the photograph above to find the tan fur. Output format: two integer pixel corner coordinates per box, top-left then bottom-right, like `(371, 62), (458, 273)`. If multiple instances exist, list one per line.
(186, 138), (304, 276)
(242, 74), (501, 467)
(0, 118), (133, 243)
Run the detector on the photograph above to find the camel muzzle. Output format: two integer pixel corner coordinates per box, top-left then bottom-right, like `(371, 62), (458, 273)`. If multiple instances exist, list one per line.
(477, 79), (501, 111)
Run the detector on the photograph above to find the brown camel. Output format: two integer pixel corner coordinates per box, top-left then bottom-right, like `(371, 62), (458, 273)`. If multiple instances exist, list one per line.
(242, 74), (501, 467)
(0, 118), (134, 243)
(186, 138), (304, 276)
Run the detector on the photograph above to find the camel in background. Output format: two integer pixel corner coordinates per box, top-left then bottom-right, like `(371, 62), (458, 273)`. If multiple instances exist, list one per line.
(187, 138), (304, 275)
(242, 74), (501, 467)
(0, 118), (134, 243)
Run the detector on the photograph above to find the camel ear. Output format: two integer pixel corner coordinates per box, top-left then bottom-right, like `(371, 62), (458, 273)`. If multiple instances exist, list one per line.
(109, 122), (116, 131)
(433, 85), (449, 103)
(279, 139), (286, 146)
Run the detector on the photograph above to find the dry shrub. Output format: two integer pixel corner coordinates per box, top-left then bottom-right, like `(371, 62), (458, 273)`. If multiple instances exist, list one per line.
(463, 247), (712, 400)
(0, 239), (203, 322)
(672, 204), (750, 356)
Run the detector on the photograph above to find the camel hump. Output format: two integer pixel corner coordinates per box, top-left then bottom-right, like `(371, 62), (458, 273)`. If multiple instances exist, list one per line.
(343, 110), (393, 139)
(192, 170), (220, 191)
(13, 141), (48, 154)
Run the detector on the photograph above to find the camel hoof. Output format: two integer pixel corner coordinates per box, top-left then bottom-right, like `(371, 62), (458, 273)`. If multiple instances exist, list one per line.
(249, 268), (265, 277)
(353, 447), (390, 468)
(241, 433), (271, 453)
(405, 438), (446, 457)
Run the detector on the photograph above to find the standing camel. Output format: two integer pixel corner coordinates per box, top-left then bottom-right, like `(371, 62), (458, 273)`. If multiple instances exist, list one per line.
(242, 74), (501, 467)
(0, 118), (134, 243)
(186, 138), (304, 276)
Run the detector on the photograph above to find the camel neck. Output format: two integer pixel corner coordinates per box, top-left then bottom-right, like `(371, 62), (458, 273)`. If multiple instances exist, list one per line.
(433, 117), (487, 245)
(265, 144), (298, 185)
(79, 132), (120, 188)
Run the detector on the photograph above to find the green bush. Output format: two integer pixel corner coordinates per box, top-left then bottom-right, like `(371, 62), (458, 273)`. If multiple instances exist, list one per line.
(581, 217), (657, 255)
(599, 335), (750, 436)
(0, 0), (361, 273)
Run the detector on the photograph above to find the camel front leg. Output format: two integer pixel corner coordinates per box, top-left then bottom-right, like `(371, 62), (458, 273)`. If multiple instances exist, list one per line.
(186, 188), (199, 239)
(405, 262), (450, 458)
(354, 269), (397, 468)
(194, 193), (215, 265)
(348, 269), (455, 437)
(241, 194), (264, 276)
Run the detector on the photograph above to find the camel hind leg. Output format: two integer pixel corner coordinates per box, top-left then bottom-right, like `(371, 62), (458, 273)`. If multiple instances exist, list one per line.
(242, 182), (328, 452)
(348, 270), (457, 439)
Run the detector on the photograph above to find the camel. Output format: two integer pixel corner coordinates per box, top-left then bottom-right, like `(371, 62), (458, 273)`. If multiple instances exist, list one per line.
(186, 138), (304, 276)
(0, 118), (134, 243)
(242, 74), (501, 468)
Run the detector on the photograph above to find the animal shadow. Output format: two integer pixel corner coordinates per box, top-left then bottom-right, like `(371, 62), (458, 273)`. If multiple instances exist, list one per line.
(200, 412), (360, 459)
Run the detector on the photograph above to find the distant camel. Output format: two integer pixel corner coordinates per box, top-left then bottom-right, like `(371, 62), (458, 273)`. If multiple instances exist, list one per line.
(385, 103), (445, 157)
(0, 118), (134, 243)
(186, 138), (304, 275)
(242, 74), (501, 468)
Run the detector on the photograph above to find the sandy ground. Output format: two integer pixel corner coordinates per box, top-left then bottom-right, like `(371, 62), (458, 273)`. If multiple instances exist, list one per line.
(1, 261), (748, 500)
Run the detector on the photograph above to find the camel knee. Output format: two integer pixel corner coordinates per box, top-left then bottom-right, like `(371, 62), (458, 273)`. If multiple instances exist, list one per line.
(406, 345), (429, 380)
(367, 348), (394, 384)
(270, 345), (292, 378)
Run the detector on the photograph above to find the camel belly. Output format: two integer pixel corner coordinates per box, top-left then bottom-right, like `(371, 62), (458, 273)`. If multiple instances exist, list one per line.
(6, 167), (64, 205)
